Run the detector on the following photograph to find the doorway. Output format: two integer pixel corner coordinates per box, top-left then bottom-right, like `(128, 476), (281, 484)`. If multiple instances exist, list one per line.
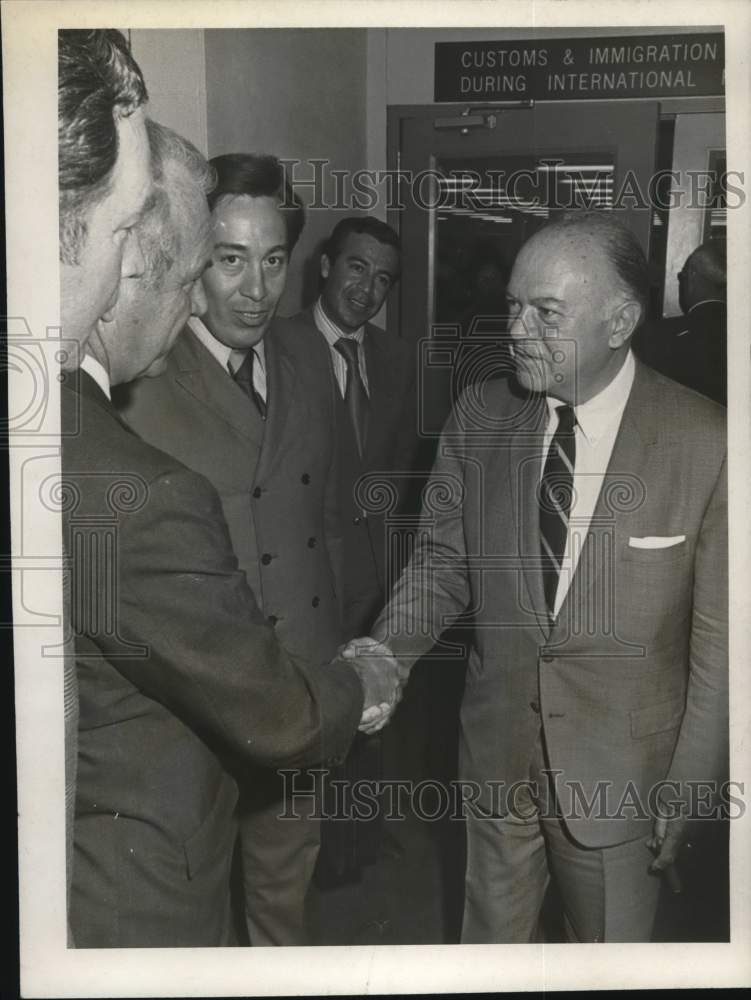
(388, 100), (661, 436)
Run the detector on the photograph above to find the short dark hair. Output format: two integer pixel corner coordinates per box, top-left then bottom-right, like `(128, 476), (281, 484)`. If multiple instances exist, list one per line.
(540, 211), (650, 319)
(207, 153), (305, 252)
(58, 29), (148, 264)
(323, 217), (401, 271)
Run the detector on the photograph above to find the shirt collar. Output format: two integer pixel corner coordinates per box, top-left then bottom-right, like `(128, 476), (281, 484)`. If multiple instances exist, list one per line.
(188, 315), (265, 372)
(80, 353), (111, 400)
(547, 349), (635, 445)
(313, 297), (364, 345)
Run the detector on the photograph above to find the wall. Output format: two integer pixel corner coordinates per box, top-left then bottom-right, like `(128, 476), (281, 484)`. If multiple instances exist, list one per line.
(130, 30), (208, 155)
(204, 29), (368, 316)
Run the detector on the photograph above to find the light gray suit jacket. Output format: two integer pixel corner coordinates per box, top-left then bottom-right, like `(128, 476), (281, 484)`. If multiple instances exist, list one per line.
(374, 362), (728, 848)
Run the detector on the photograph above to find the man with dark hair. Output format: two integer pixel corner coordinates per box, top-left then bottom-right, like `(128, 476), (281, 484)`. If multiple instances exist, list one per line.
(116, 152), (346, 945)
(292, 216), (418, 888)
(58, 29), (152, 355)
(635, 239), (727, 405)
(57, 29), (153, 941)
(350, 211), (727, 942)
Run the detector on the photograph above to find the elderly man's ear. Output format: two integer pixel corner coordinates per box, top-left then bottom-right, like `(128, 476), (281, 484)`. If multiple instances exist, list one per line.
(608, 299), (642, 349)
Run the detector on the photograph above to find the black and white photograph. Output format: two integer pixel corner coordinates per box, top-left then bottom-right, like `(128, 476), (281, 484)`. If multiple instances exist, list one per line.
(4, 0), (750, 994)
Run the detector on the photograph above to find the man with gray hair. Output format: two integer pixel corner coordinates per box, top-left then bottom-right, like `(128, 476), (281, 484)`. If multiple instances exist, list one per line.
(348, 211), (727, 942)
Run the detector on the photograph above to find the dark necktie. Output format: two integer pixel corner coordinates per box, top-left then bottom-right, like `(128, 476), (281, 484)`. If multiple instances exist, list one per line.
(539, 403), (576, 617)
(333, 337), (368, 458)
(230, 350), (266, 419)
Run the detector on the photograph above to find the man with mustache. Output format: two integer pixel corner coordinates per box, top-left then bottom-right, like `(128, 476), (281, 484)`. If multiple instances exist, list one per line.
(354, 211), (727, 942)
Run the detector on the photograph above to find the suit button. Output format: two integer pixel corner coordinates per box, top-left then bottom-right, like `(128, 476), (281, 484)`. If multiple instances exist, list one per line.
(252, 487), (262, 499)
(529, 700), (540, 714)
(307, 537), (316, 548)
(261, 553), (272, 565)
(268, 614), (278, 626)
(301, 473), (310, 484)
(353, 516), (361, 525)
(541, 656), (554, 664)
(312, 596), (320, 608)
(547, 712), (566, 719)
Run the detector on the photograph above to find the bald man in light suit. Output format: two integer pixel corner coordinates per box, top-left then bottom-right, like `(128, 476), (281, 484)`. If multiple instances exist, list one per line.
(350, 211), (727, 943)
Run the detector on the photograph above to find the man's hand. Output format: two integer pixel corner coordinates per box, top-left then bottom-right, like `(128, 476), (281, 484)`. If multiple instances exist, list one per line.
(339, 636), (408, 735)
(646, 816), (687, 894)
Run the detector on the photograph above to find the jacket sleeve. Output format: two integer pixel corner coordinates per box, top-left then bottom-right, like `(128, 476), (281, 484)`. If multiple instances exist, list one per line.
(371, 399), (471, 668)
(665, 453), (729, 805)
(72, 464), (363, 770)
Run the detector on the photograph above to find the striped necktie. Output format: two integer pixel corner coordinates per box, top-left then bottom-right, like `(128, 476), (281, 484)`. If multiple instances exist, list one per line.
(539, 403), (576, 617)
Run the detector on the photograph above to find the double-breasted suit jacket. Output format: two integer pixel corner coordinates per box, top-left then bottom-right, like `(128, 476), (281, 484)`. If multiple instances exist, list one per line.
(374, 361), (728, 849)
(62, 367), (362, 948)
(117, 319), (342, 667)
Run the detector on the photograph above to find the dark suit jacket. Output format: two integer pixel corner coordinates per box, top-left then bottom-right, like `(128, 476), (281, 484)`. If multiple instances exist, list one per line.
(62, 367), (362, 946)
(116, 319), (342, 668)
(374, 362), (728, 849)
(291, 308), (418, 636)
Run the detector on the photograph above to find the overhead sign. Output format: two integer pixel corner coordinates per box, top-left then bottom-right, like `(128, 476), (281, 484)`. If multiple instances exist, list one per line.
(434, 33), (724, 102)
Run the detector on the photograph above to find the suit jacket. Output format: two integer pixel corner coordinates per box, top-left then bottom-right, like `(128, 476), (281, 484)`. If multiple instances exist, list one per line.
(291, 308), (418, 636)
(115, 318), (342, 668)
(61, 367), (362, 946)
(373, 361), (728, 849)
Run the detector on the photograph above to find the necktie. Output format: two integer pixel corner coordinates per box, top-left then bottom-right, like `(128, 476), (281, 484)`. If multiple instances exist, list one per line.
(539, 404), (576, 617)
(333, 337), (368, 458)
(230, 350), (266, 418)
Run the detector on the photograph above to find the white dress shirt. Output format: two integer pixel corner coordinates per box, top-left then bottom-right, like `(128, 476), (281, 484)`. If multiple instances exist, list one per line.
(80, 353), (111, 401)
(542, 350), (636, 618)
(188, 315), (267, 402)
(313, 297), (369, 397)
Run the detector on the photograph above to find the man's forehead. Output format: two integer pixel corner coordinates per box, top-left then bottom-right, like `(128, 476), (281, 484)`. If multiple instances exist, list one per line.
(341, 233), (399, 270)
(512, 233), (601, 283)
(211, 194), (286, 238)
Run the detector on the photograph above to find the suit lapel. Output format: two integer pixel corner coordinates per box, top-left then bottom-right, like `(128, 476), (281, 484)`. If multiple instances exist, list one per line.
(171, 327), (265, 448)
(362, 324), (397, 463)
(507, 392), (550, 636)
(255, 330), (298, 482)
(552, 362), (659, 634)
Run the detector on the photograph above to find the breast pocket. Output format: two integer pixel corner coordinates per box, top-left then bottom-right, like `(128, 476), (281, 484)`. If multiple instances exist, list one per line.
(616, 538), (693, 626)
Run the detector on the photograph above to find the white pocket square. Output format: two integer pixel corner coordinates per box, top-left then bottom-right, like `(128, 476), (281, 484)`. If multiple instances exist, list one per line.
(628, 535), (686, 549)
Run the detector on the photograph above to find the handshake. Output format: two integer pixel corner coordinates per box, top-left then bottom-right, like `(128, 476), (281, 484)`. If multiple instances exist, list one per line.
(338, 637), (409, 735)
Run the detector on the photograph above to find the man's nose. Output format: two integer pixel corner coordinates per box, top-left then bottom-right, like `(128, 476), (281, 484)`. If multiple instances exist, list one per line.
(121, 229), (145, 279)
(190, 278), (208, 317)
(240, 263), (265, 300)
(356, 271), (374, 296)
(508, 308), (531, 340)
